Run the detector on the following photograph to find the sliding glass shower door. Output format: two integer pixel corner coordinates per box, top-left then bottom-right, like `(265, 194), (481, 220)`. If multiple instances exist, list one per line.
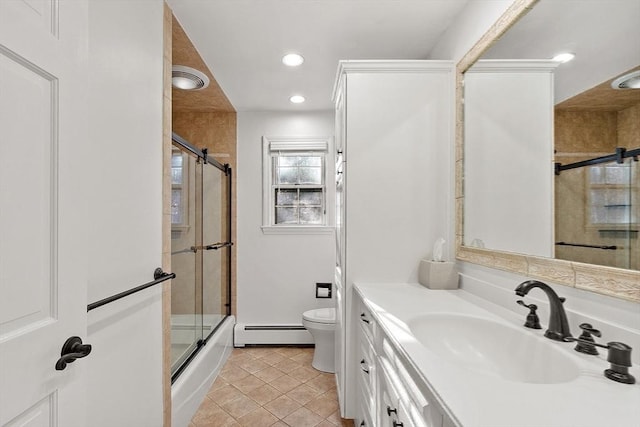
(555, 152), (638, 270)
(170, 133), (232, 380)
(202, 156), (231, 339)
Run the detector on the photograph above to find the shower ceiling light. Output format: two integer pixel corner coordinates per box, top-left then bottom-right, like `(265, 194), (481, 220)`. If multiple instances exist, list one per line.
(282, 53), (304, 67)
(611, 70), (640, 90)
(289, 95), (305, 104)
(172, 65), (210, 90)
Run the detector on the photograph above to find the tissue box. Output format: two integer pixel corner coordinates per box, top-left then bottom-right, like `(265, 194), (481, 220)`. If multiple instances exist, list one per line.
(418, 260), (458, 289)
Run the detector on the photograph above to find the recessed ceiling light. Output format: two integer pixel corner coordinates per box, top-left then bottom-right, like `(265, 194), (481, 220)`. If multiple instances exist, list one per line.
(611, 70), (640, 90)
(289, 95), (305, 104)
(172, 65), (210, 90)
(282, 53), (304, 67)
(552, 52), (575, 63)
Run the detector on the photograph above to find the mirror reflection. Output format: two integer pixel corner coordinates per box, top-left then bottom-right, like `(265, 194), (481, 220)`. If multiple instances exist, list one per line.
(463, 0), (640, 271)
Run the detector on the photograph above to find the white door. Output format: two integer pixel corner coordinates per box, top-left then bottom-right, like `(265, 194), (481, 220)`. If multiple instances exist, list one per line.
(0, 1), (89, 426)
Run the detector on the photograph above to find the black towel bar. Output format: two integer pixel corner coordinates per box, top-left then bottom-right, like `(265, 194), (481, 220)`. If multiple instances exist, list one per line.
(87, 268), (175, 312)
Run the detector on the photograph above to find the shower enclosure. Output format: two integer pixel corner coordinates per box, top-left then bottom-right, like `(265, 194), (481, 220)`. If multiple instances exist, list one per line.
(555, 147), (639, 270)
(170, 133), (232, 381)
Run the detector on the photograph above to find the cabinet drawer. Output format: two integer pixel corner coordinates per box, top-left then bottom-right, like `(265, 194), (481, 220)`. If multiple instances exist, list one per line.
(355, 399), (375, 427)
(357, 323), (376, 414)
(378, 357), (401, 427)
(379, 354), (442, 427)
(357, 299), (376, 343)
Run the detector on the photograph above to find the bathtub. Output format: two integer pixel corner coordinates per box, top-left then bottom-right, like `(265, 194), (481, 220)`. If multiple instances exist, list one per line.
(171, 315), (235, 427)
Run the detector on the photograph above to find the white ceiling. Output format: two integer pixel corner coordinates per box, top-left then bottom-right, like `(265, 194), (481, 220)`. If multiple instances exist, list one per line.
(481, 0), (640, 104)
(166, 0), (469, 112)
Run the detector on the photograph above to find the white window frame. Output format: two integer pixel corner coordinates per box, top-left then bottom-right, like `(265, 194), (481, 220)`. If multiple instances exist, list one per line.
(262, 136), (334, 234)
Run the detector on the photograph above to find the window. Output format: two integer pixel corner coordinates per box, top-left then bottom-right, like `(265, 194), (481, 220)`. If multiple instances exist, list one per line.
(588, 163), (636, 226)
(171, 148), (189, 229)
(262, 137), (331, 232)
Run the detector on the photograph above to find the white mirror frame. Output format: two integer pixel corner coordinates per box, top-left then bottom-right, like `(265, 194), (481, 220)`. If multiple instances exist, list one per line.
(455, 0), (640, 303)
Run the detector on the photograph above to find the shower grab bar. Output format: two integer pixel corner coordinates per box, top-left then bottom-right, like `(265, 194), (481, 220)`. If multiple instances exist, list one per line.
(87, 268), (175, 312)
(555, 242), (617, 250)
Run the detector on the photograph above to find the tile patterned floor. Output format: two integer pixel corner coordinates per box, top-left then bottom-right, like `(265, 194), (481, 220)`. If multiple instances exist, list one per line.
(190, 347), (355, 427)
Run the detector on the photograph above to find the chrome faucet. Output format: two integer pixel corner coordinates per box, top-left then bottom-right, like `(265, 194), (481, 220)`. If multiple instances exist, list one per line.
(514, 280), (571, 341)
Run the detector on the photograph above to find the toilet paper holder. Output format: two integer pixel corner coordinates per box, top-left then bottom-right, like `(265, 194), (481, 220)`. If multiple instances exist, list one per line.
(316, 283), (332, 298)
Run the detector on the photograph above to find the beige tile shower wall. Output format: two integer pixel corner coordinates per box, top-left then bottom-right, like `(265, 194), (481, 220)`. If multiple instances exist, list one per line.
(162, 3), (172, 426)
(618, 103), (640, 148)
(554, 110), (618, 163)
(173, 112), (238, 316)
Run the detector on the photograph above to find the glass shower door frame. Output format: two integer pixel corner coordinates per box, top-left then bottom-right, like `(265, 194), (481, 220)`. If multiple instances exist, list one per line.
(170, 133), (232, 382)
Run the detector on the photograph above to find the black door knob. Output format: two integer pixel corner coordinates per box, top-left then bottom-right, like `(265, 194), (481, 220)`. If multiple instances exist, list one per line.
(55, 336), (92, 371)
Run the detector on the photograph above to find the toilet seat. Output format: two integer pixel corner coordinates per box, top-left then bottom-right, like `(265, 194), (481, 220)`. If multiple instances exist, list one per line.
(302, 308), (335, 324)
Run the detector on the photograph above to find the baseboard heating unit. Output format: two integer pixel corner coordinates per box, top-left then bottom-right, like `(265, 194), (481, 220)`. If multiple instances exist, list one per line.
(234, 323), (313, 346)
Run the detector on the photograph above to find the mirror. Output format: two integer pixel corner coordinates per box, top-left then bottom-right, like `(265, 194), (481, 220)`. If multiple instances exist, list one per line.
(456, 0), (640, 302)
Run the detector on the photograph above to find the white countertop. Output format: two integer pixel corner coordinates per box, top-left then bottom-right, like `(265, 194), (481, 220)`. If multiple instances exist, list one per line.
(354, 282), (640, 427)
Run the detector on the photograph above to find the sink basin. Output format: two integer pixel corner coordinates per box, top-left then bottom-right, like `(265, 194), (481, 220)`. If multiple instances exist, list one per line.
(407, 314), (580, 384)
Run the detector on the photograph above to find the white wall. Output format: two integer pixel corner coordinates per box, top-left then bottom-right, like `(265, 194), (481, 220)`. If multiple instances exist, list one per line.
(428, 0), (514, 62)
(236, 112), (336, 327)
(86, 1), (164, 426)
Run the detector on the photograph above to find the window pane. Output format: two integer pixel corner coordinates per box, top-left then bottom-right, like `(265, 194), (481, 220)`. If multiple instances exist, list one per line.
(300, 207), (323, 224)
(276, 189), (298, 206)
(171, 152), (183, 168)
(591, 206), (607, 224)
(277, 167), (298, 184)
(171, 190), (182, 224)
(172, 153), (183, 185)
(605, 165), (630, 184)
(589, 166), (604, 184)
(298, 156), (322, 167)
(276, 207), (298, 224)
(268, 148), (326, 226)
(278, 156), (299, 167)
(299, 167), (322, 184)
(171, 168), (182, 185)
(608, 206), (630, 223)
(606, 189), (630, 207)
(590, 189), (605, 206)
(299, 189), (323, 205)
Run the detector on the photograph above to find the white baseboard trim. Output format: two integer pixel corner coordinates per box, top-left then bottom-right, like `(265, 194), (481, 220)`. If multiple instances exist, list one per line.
(234, 323), (313, 346)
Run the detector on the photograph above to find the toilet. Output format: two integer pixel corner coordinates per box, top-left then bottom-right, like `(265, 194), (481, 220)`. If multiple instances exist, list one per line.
(302, 307), (336, 373)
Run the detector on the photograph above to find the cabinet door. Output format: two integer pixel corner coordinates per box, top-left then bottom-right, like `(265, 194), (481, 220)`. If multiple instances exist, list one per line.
(334, 277), (345, 415)
(334, 77), (346, 157)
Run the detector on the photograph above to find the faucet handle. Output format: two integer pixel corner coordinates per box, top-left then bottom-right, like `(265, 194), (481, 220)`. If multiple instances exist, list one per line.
(574, 323), (602, 355)
(578, 323), (601, 337)
(517, 300), (542, 329)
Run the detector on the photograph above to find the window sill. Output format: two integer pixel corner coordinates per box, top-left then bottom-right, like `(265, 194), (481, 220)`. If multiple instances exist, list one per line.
(261, 225), (335, 235)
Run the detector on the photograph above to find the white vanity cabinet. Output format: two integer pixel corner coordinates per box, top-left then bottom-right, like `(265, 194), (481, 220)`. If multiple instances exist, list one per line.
(332, 60), (453, 418)
(354, 289), (450, 427)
